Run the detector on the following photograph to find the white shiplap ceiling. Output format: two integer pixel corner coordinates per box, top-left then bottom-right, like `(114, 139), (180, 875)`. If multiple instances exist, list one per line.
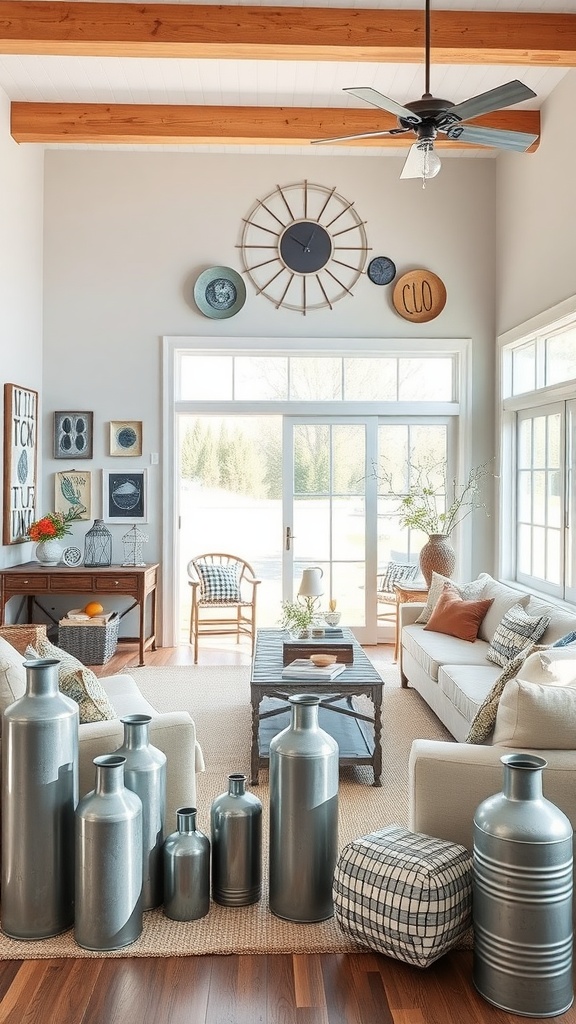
(0, 0), (574, 155)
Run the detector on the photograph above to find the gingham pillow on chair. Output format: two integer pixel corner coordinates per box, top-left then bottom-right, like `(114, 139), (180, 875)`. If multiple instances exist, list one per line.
(196, 564), (241, 603)
(333, 825), (472, 968)
(378, 562), (419, 594)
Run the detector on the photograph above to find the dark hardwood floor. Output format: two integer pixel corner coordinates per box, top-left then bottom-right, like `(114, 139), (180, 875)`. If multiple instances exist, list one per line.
(1, 639), (574, 1024)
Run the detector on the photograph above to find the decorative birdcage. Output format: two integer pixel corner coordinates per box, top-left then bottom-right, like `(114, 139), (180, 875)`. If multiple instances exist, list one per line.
(84, 519), (113, 567)
(121, 525), (148, 567)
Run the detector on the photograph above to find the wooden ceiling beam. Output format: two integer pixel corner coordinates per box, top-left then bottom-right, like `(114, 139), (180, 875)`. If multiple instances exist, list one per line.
(11, 102), (540, 149)
(0, 3), (574, 65)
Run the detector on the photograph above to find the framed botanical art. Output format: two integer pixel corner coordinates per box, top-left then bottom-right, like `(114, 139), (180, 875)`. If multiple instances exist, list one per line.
(102, 469), (148, 523)
(3, 383), (38, 545)
(55, 470), (92, 521)
(109, 420), (142, 457)
(54, 411), (93, 460)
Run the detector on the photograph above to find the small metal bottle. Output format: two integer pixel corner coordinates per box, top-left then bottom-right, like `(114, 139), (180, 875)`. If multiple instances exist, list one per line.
(1, 657), (79, 940)
(211, 773), (262, 906)
(473, 753), (573, 1018)
(75, 754), (143, 951)
(115, 714), (166, 910)
(269, 693), (339, 922)
(163, 807), (210, 921)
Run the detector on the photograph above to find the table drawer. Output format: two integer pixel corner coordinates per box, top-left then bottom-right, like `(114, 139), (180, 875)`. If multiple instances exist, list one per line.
(93, 576), (138, 593)
(49, 574), (95, 592)
(4, 574), (50, 593)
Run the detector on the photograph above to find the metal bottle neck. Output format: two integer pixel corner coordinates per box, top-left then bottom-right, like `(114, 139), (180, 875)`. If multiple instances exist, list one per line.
(502, 754), (547, 801)
(177, 807), (198, 833)
(120, 714), (152, 749)
(23, 658), (61, 696)
(228, 774), (247, 796)
(290, 695), (321, 731)
(94, 755), (127, 795)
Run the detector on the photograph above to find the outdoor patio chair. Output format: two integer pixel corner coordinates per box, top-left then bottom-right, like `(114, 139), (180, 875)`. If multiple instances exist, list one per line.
(187, 553), (261, 663)
(376, 557), (420, 630)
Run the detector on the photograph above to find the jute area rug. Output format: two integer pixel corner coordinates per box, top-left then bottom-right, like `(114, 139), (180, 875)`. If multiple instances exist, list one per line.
(0, 662), (451, 959)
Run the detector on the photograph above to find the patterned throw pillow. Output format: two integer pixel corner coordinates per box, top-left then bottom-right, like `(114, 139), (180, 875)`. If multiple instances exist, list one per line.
(196, 563), (241, 603)
(465, 644), (543, 744)
(486, 604), (551, 668)
(378, 561), (419, 594)
(553, 631), (576, 648)
(26, 638), (116, 724)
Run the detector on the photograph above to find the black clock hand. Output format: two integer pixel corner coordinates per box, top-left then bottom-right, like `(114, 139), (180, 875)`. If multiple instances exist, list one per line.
(289, 233), (308, 249)
(304, 226), (319, 252)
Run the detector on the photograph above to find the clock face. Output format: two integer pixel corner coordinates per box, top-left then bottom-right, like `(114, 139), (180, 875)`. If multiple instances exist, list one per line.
(239, 180), (369, 314)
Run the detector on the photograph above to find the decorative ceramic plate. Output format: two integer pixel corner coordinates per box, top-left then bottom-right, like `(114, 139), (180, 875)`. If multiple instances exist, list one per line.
(367, 256), (396, 286)
(62, 545), (83, 567)
(193, 267), (247, 319)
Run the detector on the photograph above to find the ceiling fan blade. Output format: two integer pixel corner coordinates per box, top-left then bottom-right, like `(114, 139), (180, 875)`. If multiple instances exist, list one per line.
(343, 87), (420, 123)
(446, 123), (539, 152)
(400, 143), (442, 180)
(311, 127), (410, 145)
(439, 80), (537, 126)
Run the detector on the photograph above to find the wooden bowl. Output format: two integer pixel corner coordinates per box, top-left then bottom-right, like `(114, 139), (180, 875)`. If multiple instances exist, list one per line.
(310, 654), (337, 668)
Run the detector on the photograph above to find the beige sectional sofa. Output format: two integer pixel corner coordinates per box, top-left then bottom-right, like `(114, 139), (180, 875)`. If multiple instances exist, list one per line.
(399, 573), (576, 853)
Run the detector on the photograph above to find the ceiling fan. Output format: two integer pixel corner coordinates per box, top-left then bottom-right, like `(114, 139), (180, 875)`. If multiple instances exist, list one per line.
(312, 0), (538, 185)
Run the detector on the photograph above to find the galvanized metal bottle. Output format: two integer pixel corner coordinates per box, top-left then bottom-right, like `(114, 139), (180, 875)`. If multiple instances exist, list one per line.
(115, 714), (166, 910)
(163, 807), (211, 921)
(75, 754), (143, 951)
(211, 773), (262, 906)
(1, 657), (79, 939)
(473, 753), (573, 1018)
(269, 693), (339, 922)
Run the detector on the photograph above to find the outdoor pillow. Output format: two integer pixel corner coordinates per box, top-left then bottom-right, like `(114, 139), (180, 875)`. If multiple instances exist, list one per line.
(26, 638), (116, 724)
(493, 674), (576, 749)
(465, 644), (543, 744)
(196, 563), (241, 603)
(486, 603), (550, 667)
(424, 585), (493, 643)
(378, 561), (419, 594)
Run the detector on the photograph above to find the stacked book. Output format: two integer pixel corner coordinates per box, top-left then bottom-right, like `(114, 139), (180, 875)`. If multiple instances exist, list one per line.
(281, 659), (347, 681)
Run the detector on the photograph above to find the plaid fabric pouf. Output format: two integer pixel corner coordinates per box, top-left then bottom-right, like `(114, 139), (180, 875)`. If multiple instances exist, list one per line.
(333, 824), (472, 968)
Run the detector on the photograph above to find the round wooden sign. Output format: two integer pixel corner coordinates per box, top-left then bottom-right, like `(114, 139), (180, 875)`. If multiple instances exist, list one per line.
(392, 269), (447, 323)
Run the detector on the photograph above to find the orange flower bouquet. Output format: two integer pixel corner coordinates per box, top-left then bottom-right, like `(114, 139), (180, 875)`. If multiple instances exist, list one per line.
(28, 509), (82, 543)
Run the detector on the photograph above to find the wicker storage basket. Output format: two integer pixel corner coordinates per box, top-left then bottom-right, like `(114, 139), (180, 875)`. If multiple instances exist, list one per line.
(0, 623), (48, 655)
(58, 613), (119, 665)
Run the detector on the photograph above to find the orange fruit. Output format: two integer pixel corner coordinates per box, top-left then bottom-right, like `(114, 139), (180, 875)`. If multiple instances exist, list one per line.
(84, 601), (104, 617)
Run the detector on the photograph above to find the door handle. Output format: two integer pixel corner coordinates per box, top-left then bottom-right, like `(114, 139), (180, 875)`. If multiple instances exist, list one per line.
(286, 526), (295, 551)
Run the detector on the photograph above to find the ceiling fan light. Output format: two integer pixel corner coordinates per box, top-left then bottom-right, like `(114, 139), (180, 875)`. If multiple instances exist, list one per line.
(400, 142), (442, 185)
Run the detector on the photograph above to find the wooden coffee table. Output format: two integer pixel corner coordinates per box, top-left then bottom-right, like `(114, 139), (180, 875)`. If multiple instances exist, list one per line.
(250, 628), (383, 787)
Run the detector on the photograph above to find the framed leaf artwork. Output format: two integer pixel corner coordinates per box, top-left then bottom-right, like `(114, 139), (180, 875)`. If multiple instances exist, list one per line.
(3, 383), (38, 545)
(54, 411), (93, 460)
(110, 421), (142, 457)
(54, 470), (92, 521)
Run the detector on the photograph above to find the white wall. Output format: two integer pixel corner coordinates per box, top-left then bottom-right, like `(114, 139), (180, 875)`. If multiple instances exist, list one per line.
(496, 69), (576, 335)
(0, 87), (44, 570)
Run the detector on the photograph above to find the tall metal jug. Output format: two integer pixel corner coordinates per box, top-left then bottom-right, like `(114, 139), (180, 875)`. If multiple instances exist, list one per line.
(473, 753), (573, 1018)
(269, 694), (338, 922)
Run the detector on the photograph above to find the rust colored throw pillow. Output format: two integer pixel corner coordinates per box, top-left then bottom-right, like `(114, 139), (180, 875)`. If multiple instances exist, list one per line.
(424, 585), (494, 643)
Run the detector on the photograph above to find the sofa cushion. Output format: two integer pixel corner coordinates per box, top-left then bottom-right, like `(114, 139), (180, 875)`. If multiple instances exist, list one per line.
(100, 673), (158, 718)
(464, 644), (543, 744)
(493, 672), (576, 749)
(524, 599), (576, 647)
(552, 631), (576, 648)
(0, 637), (26, 720)
(474, 574), (530, 643)
(415, 572), (485, 625)
(438, 665), (503, 726)
(403, 624), (492, 683)
(424, 585), (493, 643)
(196, 563), (241, 603)
(486, 604), (550, 667)
(28, 638), (117, 724)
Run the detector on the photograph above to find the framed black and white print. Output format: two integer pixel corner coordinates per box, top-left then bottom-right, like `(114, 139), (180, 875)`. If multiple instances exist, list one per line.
(3, 383), (38, 545)
(102, 469), (148, 523)
(109, 420), (142, 457)
(54, 411), (93, 460)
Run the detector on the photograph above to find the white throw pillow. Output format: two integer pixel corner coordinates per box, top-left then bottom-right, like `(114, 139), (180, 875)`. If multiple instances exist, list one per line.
(493, 675), (576, 749)
(0, 636), (27, 720)
(474, 574), (530, 643)
(538, 648), (576, 685)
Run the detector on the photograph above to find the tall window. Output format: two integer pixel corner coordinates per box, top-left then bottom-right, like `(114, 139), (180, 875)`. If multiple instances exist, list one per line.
(501, 317), (576, 603)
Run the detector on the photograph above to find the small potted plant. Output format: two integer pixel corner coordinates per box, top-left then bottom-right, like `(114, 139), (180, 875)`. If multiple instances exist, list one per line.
(279, 600), (315, 639)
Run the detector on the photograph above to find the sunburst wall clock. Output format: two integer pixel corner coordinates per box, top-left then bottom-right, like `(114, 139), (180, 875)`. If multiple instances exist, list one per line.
(239, 180), (369, 315)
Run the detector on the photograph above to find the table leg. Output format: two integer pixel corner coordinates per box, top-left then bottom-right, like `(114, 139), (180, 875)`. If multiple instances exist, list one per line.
(138, 594), (146, 666)
(372, 685), (383, 787)
(250, 688), (260, 785)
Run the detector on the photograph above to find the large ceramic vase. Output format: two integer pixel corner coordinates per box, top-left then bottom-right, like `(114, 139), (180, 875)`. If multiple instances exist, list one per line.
(35, 538), (63, 566)
(473, 753), (573, 1017)
(114, 714), (166, 910)
(269, 694), (339, 922)
(419, 533), (455, 587)
(211, 773), (262, 906)
(75, 754), (143, 951)
(163, 807), (211, 921)
(1, 657), (79, 939)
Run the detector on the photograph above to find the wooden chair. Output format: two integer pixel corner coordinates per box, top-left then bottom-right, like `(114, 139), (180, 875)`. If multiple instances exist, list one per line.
(187, 553), (261, 663)
(376, 558), (420, 631)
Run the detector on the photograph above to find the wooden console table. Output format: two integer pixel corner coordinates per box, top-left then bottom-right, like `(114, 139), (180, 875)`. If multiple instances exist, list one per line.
(0, 562), (159, 666)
